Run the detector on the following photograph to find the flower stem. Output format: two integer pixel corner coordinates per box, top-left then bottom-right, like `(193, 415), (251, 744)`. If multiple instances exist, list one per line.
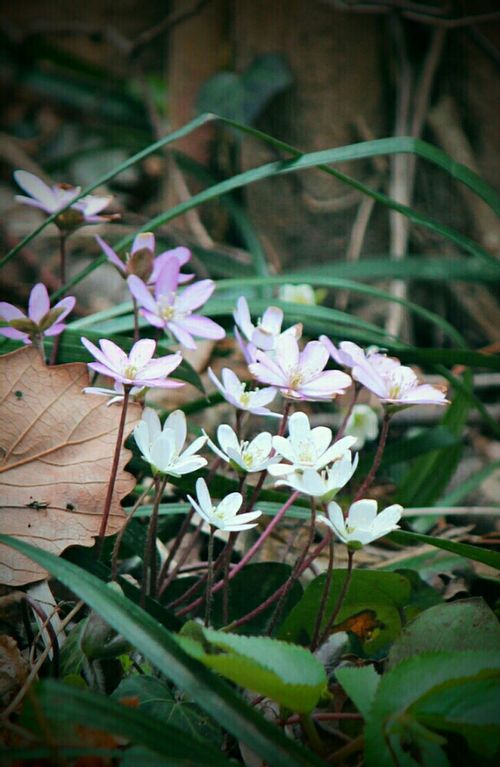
(158, 518), (203, 597)
(96, 386), (131, 557)
(299, 714), (325, 756)
(142, 474), (168, 605)
(335, 382), (361, 441)
(277, 400), (292, 437)
(157, 507), (195, 594)
(310, 531), (335, 651)
(59, 232), (67, 289)
(204, 526), (215, 627)
(176, 490), (300, 618)
(354, 411), (391, 500)
(265, 498), (317, 635)
(317, 549), (354, 647)
(132, 296), (140, 343)
(111, 483), (154, 581)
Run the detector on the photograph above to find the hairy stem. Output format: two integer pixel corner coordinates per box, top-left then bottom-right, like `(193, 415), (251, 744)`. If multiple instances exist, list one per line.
(142, 474), (167, 605)
(335, 383), (361, 441)
(354, 411), (391, 500)
(132, 296), (140, 343)
(97, 386), (131, 557)
(204, 527), (215, 627)
(266, 498), (317, 635)
(310, 531), (335, 651)
(111, 484), (153, 581)
(317, 549), (354, 647)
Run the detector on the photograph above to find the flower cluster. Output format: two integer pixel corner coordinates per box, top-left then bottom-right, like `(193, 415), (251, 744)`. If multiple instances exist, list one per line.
(9, 165), (450, 573)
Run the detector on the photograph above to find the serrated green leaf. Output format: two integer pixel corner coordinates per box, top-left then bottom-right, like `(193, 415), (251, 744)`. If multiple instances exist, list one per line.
(177, 624), (326, 713)
(335, 665), (380, 719)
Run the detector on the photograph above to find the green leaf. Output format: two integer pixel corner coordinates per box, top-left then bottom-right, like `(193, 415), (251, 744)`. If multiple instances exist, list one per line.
(177, 623), (327, 714)
(24, 680), (230, 767)
(414, 676), (500, 757)
(388, 599), (500, 669)
(113, 675), (222, 745)
(197, 54), (292, 125)
(439, 460), (500, 506)
(0, 535), (325, 767)
(292, 257), (500, 284)
(388, 529), (500, 570)
(335, 665), (381, 719)
(279, 570), (412, 656)
(364, 651), (500, 767)
(15, 117), (494, 297)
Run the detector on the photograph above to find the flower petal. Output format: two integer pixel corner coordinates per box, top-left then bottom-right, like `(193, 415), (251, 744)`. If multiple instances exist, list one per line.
(347, 499), (378, 528)
(176, 280), (215, 312)
(96, 235), (126, 273)
(127, 275), (158, 314)
(129, 338), (156, 369)
(164, 409), (186, 453)
(28, 283), (50, 324)
(132, 232), (155, 255)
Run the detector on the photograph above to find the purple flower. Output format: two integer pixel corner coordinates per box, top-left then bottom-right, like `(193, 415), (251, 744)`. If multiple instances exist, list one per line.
(351, 358), (449, 407)
(96, 232), (192, 285)
(0, 283), (75, 345)
(249, 334), (352, 401)
(127, 262), (225, 350)
(14, 170), (116, 231)
(320, 336), (392, 371)
(81, 337), (183, 389)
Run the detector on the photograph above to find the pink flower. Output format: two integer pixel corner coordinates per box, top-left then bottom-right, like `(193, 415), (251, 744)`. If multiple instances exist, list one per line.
(249, 335), (352, 401)
(351, 358), (449, 407)
(127, 262), (225, 350)
(14, 171), (116, 231)
(81, 337), (183, 389)
(234, 296), (302, 363)
(208, 367), (281, 418)
(0, 283), (75, 345)
(320, 336), (394, 371)
(96, 232), (192, 285)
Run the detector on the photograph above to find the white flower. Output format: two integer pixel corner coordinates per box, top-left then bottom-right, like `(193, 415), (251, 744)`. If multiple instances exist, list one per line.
(318, 499), (402, 549)
(208, 367), (281, 418)
(274, 453), (359, 502)
(268, 411), (356, 478)
(233, 296), (302, 362)
(187, 478), (262, 532)
(278, 284), (316, 305)
(134, 408), (207, 477)
(344, 405), (379, 449)
(249, 335), (352, 402)
(204, 424), (276, 474)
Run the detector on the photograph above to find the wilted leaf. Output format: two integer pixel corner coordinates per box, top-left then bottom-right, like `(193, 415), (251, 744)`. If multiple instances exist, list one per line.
(0, 347), (141, 586)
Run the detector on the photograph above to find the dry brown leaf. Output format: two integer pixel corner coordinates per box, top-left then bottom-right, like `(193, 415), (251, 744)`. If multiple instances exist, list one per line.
(0, 346), (141, 586)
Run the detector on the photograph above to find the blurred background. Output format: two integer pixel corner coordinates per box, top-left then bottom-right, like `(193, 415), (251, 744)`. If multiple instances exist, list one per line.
(0, 0), (499, 345)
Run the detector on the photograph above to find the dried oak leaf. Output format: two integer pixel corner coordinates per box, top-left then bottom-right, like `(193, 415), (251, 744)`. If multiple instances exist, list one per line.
(0, 347), (141, 586)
